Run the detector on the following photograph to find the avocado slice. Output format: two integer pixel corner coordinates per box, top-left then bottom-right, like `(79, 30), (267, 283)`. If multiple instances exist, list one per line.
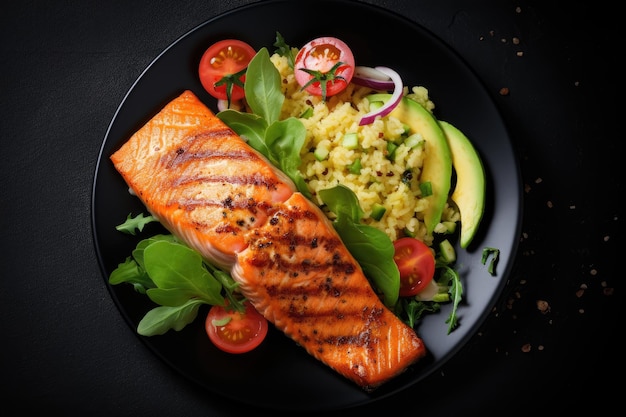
(366, 94), (452, 234)
(439, 120), (486, 248)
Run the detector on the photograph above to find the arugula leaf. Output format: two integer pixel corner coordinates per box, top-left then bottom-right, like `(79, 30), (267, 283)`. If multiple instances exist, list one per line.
(109, 235), (242, 336)
(319, 185), (400, 307)
(132, 234), (178, 271)
(438, 265), (463, 334)
(481, 247), (500, 276)
(109, 234), (180, 293)
(108, 257), (153, 294)
(273, 31), (295, 69)
(115, 212), (157, 235)
(398, 298), (441, 328)
(204, 262), (243, 312)
(137, 299), (205, 336)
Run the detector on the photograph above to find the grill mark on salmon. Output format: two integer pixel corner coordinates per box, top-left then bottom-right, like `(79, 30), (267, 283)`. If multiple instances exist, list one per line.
(111, 90), (294, 269)
(233, 192), (426, 389)
(170, 173), (285, 195)
(111, 90), (426, 390)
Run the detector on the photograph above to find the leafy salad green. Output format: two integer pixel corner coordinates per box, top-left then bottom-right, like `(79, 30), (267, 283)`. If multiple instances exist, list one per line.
(109, 33), (498, 338)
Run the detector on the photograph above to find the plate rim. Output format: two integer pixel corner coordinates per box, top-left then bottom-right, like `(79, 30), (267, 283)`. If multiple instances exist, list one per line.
(91, 0), (522, 411)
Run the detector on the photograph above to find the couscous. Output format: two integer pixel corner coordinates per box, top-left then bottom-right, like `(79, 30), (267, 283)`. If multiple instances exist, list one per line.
(270, 52), (459, 246)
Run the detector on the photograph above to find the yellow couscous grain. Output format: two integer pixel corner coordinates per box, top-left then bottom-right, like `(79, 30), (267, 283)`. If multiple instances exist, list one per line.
(270, 52), (458, 245)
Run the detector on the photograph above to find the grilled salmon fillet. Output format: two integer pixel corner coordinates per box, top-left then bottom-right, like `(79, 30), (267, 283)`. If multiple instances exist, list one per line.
(110, 90), (294, 270)
(110, 90), (426, 390)
(232, 192), (426, 389)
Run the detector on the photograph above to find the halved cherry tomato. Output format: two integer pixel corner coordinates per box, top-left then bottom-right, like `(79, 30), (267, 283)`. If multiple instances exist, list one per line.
(393, 237), (436, 297)
(205, 300), (268, 354)
(294, 36), (355, 100)
(198, 39), (256, 102)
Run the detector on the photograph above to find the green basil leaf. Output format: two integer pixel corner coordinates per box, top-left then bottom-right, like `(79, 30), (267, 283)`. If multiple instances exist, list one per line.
(216, 109), (269, 157)
(265, 118), (311, 198)
(244, 47), (283, 125)
(143, 241), (223, 305)
(334, 222), (399, 307)
(319, 185), (399, 307)
(318, 185), (364, 223)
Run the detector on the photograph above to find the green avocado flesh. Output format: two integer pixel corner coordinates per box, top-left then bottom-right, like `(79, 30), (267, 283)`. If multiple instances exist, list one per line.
(366, 94), (452, 234)
(439, 120), (486, 248)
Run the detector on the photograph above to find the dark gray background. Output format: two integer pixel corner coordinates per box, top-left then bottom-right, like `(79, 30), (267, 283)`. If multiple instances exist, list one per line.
(1, 0), (620, 415)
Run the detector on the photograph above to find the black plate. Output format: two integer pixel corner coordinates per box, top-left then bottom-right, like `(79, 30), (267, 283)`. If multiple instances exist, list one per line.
(92, 0), (521, 411)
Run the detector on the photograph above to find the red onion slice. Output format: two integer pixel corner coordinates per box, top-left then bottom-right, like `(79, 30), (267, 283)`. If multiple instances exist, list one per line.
(352, 66), (395, 90)
(358, 66), (404, 126)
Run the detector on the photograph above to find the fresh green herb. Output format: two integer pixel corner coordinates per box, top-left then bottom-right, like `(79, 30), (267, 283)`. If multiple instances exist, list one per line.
(244, 47), (284, 126)
(137, 299), (207, 336)
(115, 212), (157, 235)
(142, 241), (224, 306)
(215, 109), (268, 154)
(264, 118), (309, 195)
(273, 31), (295, 69)
(108, 234), (243, 336)
(438, 265), (463, 334)
(481, 247), (500, 275)
(318, 185), (400, 307)
(109, 256), (153, 294)
(402, 252), (462, 333)
(398, 298), (441, 328)
(217, 47), (311, 199)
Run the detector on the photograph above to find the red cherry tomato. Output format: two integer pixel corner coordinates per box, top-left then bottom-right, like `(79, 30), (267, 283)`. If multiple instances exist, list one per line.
(198, 39), (256, 102)
(205, 300), (268, 354)
(294, 36), (355, 99)
(393, 237), (436, 297)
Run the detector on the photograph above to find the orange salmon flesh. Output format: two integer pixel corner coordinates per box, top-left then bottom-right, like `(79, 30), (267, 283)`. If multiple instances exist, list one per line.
(110, 90), (426, 390)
